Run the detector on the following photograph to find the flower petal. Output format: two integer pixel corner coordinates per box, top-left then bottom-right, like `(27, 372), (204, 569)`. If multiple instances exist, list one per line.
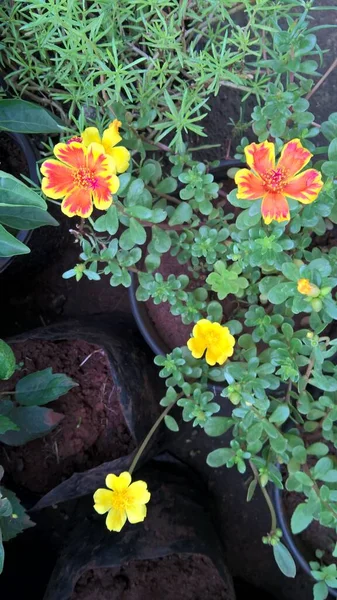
(108, 147), (130, 174)
(205, 347), (218, 366)
(127, 481), (151, 505)
(54, 142), (86, 168)
(102, 120), (122, 148)
(261, 192), (290, 225)
(126, 503), (147, 524)
(93, 489), (114, 514)
(81, 127), (102, 147)
(192, 319), (212, 339)
(41, 159), (74, 199)
(92, 175), (118, 211)
(187, 337), (207, 359)
(283, 168), (323, 204)
(106, 508), (127, 532)
(106, 472), (131, 491)
(277, 139), (312, 178)
(61, 188), (92, 218)
(86, 142), (117, 176)
(235, 168), (266, 200)
(244, 141), (275, 176)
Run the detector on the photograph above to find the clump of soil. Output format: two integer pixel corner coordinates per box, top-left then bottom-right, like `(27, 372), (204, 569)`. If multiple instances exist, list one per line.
(0, 132), (29, 179)
(0, 339), (134, 494)
(72, 554), (232, 600)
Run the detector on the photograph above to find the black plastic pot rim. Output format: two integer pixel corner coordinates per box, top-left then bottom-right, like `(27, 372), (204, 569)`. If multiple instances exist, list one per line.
(128, 158), (244, 355)
(128, 159), (245, 396)
(0, 132), (38, 274)
(273, 485), (337, 598)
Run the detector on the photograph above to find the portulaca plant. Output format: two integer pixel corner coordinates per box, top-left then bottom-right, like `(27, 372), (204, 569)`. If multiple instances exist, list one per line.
(40, 85), (337, 599)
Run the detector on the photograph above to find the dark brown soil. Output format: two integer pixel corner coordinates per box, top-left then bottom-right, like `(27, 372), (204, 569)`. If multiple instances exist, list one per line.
(71, 554), (231, 600)
(0, 132), (29, 179)
(0, 339), (134, 494)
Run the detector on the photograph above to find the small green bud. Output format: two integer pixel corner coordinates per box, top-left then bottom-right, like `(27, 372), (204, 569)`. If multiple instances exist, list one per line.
(229, 392), (241, 405)
(260, 473), (269, 487)
(320, 286), (332, 297)
(311, 298), (323, 312)
(259, 294), (268, 304)
(306, 331), (314, 339)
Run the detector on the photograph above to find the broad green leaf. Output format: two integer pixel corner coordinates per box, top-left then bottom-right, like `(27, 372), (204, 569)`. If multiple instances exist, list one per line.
(307, 443), (329, 457)
(155, 177), (177, 194)
(309, 373), (337, 392)
(16, 368), (77, 406)
(0, 224), (30, 257)
(247, 479), (257, 502)
(270, 404), (290, 425)
(0, 406), (64, 446)
(164, 415), (179, 431)
(0, 339), (15, 380)
(291, 502), (313, 534)
(0, 99), (62, 133)
(267, 282), (295, 304)
(168, 202), (192, 225)
(313, 581), (329, 600)
(207, 447), (235, 467)
(0, 487), (34, 541)
(152, 226), (171, 253)
(204, 416), (233, 437)
(0, 415), (19, 434)
(94, 205), (119, 235)
(126, 205), (153, 220)
(129, 217), (146, 245)
(273, 542), (296, 578)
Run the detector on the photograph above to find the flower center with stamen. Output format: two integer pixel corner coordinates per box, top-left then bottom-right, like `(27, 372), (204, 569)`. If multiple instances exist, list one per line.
(205, 331), (220, 346)
(112, 490), (129, 510)
(73, 167), (97, 189)
(263, 168), (288, 192)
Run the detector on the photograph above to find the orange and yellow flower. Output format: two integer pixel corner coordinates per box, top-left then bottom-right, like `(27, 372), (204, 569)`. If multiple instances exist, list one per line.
(41, 141), (120, 218)
(81, 120), (130, 173)
(297, 278), (320, 297)
(187, 319), (235, 366)
(235, 139), (323, 225)
(93, 472), (150, 532)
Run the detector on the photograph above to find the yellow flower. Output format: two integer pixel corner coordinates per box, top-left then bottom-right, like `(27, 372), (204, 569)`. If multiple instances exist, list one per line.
(297, 278), (320, 297)
(81, 120), (130, 173)
(93, 472), (150, 532)
(187, 319), (235, 366)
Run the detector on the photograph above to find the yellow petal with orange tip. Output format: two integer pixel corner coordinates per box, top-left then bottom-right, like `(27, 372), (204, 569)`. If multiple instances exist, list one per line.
(86, 142), (116, 175)
(277, 138), (312, 178)
(81, 127), (102, 147)
(235, 168), (266, 200)
(261, 192), (290, 225)
(93, 489), (114, 514)
(108, 146), (130, 173)
(61, 188), (93, 218)
(244, 141), (275, 176)
(41, 159), (74, 199)
(106, 508), (127, 532)
(283, 169), (323, 204)
(106, 472), (131, 491)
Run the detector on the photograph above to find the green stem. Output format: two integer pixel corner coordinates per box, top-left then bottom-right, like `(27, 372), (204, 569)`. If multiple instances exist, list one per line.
(250, 460), (277, 533)
(129, 400), (178, 475)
